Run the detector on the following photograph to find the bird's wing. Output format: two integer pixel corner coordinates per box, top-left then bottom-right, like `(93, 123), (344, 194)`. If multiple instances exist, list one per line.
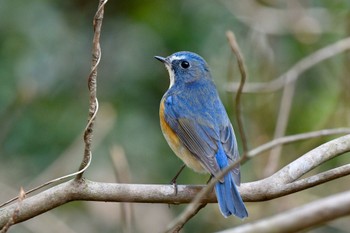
(167, 116), (222, 179)
(163, 95), (241, 184)
(220, 124), (241, 185)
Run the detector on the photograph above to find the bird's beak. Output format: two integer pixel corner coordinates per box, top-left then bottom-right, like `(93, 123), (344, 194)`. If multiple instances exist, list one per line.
(154, 56), (169, 65)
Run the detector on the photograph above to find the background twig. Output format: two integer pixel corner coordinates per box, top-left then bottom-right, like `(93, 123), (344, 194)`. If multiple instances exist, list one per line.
(226, 37), (350, 93)
(226, 30), (248, 157)
(77, 0), (107, 180)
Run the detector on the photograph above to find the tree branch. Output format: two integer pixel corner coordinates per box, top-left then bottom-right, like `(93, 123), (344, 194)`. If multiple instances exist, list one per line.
(77, 0), (107, 180)
(226, 30), (248, 156)
(242, 134), (350, 201)
(247, 127), (350, 158)
(0, 180), (213, 228)
(163, 134), (350, 232)
(226, 37), (350, 93)
(217, 190), (350, 233)
(1, 134), (349, 230)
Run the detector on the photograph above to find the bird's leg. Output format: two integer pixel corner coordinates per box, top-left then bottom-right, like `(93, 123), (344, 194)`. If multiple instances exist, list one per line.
(170, 164), (186, 195)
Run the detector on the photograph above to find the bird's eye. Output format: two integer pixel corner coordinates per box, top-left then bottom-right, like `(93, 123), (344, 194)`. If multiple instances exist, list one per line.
(180, 60), (190, 69)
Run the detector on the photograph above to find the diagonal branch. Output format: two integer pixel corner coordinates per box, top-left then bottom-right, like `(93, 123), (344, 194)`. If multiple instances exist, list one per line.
(217, 190), (350, 233)
(163, 134), (350, 232)
(247, 127), (350, 158)
(242, 134), (350, 201)
(226, 37), (350, 93)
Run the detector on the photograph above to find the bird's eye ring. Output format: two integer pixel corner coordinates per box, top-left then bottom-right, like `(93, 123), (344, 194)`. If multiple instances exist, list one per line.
(180, 60), (190, 69)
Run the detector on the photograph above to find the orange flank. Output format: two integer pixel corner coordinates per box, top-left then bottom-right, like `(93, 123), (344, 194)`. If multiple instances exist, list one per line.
(159, 99), (180, 148)
(159, 99), (207, 173)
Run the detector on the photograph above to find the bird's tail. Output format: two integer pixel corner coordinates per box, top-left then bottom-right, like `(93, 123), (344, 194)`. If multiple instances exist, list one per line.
(214, 172), (248, 218)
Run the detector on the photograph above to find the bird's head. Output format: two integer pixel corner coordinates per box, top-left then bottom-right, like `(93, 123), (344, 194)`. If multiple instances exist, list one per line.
(155, 51), (212, 89)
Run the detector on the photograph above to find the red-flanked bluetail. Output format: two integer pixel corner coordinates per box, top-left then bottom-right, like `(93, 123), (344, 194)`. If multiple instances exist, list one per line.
(155, 51), (248, 218)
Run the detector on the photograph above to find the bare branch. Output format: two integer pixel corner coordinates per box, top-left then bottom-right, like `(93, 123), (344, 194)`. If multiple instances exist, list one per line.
(0, 136), (349, 230)
(226, 30), (248, 156)
(242, 134), (350, 201)
(0, 188), (25, 233)
(247, 127), (350, 158)
(226, 37), (350, 93)
(164, 134), (350, 232)
(77, 0), (108, 180)
(263, 37), (350, 176)
(225, 36), (350, 177)
(110, 146), (134, 233)
(167, 203), (207, 233)
(217, 190), (350, 233)
(264, 77), (296, 176)
(0, 0), (108, 212)
(286, 163), (350, 193)
(0, 180), (213, 228)
(0, 135), (349, 230)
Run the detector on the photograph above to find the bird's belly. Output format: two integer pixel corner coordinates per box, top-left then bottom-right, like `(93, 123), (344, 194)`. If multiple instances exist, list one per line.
(164, 131), (206, 173)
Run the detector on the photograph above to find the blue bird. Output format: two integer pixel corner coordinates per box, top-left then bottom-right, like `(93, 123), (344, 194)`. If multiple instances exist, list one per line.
(155, 51), (248, 218)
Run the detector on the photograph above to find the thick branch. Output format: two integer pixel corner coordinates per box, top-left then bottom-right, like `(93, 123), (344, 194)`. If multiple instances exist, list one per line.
(242, 134), (350, 201)
(0, 180), (213, 228)
(217, 190), (350, 233)
(1, 135), (349, 229)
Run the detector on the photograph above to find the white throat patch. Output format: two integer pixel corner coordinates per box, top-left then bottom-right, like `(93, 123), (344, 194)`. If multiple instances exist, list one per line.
(165, 64), (175, 89)
(165, 55), (186, 88)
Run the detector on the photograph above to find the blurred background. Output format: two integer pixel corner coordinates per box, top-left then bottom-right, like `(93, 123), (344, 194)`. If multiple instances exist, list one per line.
(0, 0), (350, 232)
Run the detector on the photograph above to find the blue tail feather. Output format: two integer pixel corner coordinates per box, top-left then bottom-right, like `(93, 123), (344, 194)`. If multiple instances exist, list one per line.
(214, 173), (248, 218)
(215, 146), (248, 218)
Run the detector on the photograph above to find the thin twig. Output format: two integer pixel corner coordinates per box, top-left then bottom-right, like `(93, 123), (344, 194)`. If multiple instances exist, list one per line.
(226, 37), (350, 93)
(0, 0), (108, 207)
(169, 203), (207, 233)
(265, 38), (350, 176)
(0, 152), (92, 208)
(263, 79), (295, 176)
(110, 146), (134, 233)
(164, 159), (243, 233)
(226, 36), (350, 177)
(226, 30), (248, 157)
(247, 127), (350, 158)
(76, 0), (108, 180)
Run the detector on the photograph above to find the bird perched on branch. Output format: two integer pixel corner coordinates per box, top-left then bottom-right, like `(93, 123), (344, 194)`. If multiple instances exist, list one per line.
(155, 51), (248, 218)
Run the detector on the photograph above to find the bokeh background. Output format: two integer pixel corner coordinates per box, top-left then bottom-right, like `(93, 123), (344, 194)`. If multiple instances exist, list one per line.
(1, 0), (350, 232)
